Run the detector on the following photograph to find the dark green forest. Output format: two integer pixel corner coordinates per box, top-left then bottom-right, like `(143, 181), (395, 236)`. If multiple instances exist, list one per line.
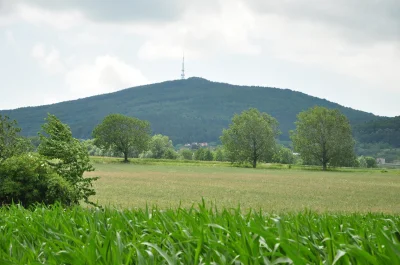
(1, 77), (398, 147)
(353, 116), (400, 147)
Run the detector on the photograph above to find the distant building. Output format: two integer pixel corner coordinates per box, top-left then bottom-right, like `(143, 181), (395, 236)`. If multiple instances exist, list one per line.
(376, 158), (385, 165)
(183, 142), (209, 150)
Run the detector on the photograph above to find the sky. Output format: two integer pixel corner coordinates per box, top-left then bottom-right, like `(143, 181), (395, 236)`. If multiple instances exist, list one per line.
(0, 0), (399, 116)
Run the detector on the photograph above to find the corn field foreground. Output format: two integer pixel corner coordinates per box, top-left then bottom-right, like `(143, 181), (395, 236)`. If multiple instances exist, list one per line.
(1, 204), (399, 265)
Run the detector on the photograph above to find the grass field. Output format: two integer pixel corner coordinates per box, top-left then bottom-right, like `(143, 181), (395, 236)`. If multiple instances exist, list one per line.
(87, 159), (400, 213)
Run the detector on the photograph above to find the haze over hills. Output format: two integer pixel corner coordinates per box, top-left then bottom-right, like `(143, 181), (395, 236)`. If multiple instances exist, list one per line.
(0, 77), (394, 145)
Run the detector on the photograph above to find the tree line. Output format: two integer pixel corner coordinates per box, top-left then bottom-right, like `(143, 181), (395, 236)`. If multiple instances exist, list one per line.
(0, 106), (378, 207)
(89, 106), (375, 170)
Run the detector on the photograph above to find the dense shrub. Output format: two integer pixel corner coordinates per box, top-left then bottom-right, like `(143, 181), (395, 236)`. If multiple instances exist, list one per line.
(163, 149), (178, 159)
(0, 154), (75, 207)
(179, 149), (193, 160)
(365, 156), (378, 168)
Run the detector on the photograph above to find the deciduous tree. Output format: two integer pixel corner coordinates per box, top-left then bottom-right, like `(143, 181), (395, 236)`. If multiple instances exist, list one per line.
(149, 134), (174, 159)
(92, 114), (151, 162)
(220, 108), (280, 168)
(0, 115), (32, 163)
(38, 114), (97, 205)
(290, 106), (355, 170)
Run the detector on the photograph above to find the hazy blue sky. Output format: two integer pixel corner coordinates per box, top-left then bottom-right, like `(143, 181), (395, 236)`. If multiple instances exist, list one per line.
(1, 0), (399, 116)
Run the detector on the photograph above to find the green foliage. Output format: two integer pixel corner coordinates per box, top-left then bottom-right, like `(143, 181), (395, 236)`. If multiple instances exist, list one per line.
(149, 134), (174, 159)
(0, 115), (32, 163)
(356, 142), (400, 163)
(1, 204), (400, 264)
(221, 108), (280, 168)
(214, 147), (225, 161)
(354, 116), (400, 147)
(179, 149), (193, 160)
(0, 154), (75, 207)
(272, 145), (296, 164)
(194, 148), (206, 161)
(38, 114), (97, 205)
(163, 148), (178, 160)
(364, 156), (378, 168)
(1, 78), (381, 145)
(92, 114), (151, 162)
(203, 149), (214, 161)
(291, 107), (356, 170)
(192, 148), (213, 161)
(358, 156), (367, 168)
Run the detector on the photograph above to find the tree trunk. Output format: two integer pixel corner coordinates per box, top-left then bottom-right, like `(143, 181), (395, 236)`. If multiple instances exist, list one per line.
(252, 140), (257, 168)
(322, 162), (327, 171)
(124, 152), (128, 163)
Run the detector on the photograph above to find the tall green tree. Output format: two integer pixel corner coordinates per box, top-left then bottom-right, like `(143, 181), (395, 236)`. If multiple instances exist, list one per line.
(0, 115), (32, 163)
(92, 114), (151, 162)
(220, 108), (280, 168)
(38, 114), (97, 205)
(149, 134), (174, 159)
(290, 106), (355, 171)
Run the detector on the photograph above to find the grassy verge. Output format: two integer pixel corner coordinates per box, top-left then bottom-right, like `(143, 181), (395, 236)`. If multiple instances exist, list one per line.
(90, 156), (397, 173)
(1, 203), (399, 264)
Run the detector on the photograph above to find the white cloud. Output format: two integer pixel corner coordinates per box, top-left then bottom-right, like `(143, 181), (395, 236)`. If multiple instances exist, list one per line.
(31, 43), (65, 74)
(9, 3), (86, 30)
(65, 55), (148, 98)
(136, 0), (260, 60)
(5, 30), (15, 44)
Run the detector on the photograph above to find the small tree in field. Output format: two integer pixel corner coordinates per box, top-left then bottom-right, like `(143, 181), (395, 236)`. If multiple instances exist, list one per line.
(38, 114), (97, 205)
(290, 106), (355, 171)
(92, 114), (151, 162)
(149, 134), (174, 159)
(180, 149), (193, 160)
(221, 108), (280, 168)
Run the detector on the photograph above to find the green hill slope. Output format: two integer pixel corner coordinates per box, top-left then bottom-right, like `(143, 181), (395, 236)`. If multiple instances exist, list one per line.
(1, 77), (380, 144)
(354, 116), (400, 147)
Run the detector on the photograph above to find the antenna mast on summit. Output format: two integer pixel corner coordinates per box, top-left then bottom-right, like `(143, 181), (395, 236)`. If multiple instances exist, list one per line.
(181, 53), (185, 79)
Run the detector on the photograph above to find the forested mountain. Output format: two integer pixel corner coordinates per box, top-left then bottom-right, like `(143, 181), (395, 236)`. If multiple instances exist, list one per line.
(0, 77), (386, 144)
(353, 116), (400, 147)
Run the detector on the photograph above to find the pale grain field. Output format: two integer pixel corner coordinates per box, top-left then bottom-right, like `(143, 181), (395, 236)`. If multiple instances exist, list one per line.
(86, 163), (400, 213)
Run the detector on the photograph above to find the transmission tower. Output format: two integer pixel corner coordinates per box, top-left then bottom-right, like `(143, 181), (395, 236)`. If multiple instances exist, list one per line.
(181, 54), (185, 79)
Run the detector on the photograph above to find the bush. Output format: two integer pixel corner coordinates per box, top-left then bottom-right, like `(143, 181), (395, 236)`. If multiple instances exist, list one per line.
(358, 156), (377, 168)
(163, 149), (178, 160)
(365, 156), (378, 168)
(0, 154), (75, 207)
(180, 149), (193, 160)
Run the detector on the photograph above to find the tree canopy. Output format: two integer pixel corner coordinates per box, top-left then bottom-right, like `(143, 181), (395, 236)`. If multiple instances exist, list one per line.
(149, 134), (174, 159)
(92, 114), (151, 162)
(221, 108), (280, 168)
(290, 106), (356, 170)
(0, 115), (32, 163)
(38, 114), (97, 205)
